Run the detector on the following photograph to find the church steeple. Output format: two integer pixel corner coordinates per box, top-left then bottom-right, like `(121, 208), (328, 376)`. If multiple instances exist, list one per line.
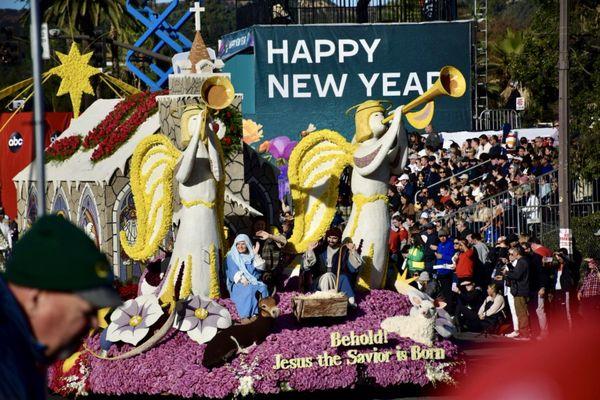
(188, 2), (210, 73)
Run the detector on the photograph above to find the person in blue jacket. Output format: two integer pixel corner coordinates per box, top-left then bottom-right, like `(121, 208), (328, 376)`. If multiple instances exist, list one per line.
(433, 228), (457, 309)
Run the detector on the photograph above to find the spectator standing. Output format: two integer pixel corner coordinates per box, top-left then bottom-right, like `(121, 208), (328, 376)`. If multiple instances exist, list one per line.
(549, 249), (577, 330)
(455, 219), (472, 241)
(433, 229), (455, 306)
(396, 174), (415, 201)
(504, 247), (531, 339)
(424, 124), (442, 151)
(422, 223), (440, 273)
(523, 242), (550, 339)
(405, 232), (426, 277)
(477, 134), (492, 158)
(469, 233), (490, 287)
(578, 258), (600, 317)
(455, 239), (476, 283)
(389, 214), (408, 269)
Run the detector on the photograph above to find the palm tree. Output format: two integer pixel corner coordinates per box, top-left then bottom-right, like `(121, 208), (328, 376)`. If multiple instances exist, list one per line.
(488, 28), (526, 107)
(41, 0), (139, 42)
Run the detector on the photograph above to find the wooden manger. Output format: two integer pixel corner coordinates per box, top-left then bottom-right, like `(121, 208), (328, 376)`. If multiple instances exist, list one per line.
(292, 292), (348, 321)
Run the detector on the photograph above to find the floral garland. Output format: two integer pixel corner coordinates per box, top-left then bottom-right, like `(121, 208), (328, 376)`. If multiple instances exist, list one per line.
(119, 135), (180, 262)
(287, 130), (354, 253)
(88, 90), (167, 162)
(45, 135), (82, 162)
(213, 105), (243, 160)
(81, 92), (146, 150)
(208, 243), (220, 299)
(47, 92), (240, 165)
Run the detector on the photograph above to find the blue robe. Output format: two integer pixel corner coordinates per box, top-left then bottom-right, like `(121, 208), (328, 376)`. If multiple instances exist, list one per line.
(225, 235), (269, 319)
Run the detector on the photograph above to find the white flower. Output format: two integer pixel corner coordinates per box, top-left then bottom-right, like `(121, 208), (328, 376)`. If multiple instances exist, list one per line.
(238, 376), (255, 397)
(173, 295), (232, 344)
(106, 294), (163, 346)
(425, 362), (453, 384)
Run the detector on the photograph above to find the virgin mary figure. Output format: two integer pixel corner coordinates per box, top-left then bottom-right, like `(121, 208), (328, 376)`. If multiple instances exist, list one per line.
(225, 234), (270, 322)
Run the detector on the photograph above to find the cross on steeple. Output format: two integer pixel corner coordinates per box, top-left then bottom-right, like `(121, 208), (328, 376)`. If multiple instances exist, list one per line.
(190, 2), (205, 32)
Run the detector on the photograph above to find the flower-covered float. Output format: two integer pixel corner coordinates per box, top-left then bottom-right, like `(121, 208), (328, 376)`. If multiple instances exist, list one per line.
(49, 289), (463, 398)
(46, 18), (469, 396)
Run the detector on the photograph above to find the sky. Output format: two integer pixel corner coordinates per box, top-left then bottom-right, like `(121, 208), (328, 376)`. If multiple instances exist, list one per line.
(0, 0), (25, 10)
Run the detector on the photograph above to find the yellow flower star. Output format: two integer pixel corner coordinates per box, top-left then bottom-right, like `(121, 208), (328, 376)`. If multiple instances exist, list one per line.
(394, 268), (418, 295)
(49, 43), (99, 118)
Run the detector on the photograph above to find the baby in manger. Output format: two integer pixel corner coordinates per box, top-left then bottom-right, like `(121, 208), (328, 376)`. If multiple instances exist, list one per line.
(302, 228), (363, 305)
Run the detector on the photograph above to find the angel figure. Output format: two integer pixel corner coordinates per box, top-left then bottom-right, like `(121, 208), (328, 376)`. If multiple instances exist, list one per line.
(121, 105), (226, 302)
(287, 100), (407, 289)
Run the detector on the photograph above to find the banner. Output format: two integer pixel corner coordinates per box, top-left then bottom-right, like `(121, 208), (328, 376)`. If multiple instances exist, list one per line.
(218, 28), (254, 60)
(250, 22), (472, 140)
(0, 112), (72, 219)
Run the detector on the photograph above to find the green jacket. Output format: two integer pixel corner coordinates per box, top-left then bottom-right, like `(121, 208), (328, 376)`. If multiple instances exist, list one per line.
(406, 246), (425, 272)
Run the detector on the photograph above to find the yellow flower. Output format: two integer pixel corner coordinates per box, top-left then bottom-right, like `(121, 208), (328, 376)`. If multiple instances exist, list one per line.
(242, 119), (263, 145)
(258, 140), (270, 153)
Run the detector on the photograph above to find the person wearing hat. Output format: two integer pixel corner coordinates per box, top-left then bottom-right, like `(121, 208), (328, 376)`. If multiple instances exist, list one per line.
(433, 228), (456, 308)
(303, 227), (363, 305)
(454, 280), (485, 331)
(407, 153), (420, 174)
(395, 173), (415, 200)
(0, 215), (121, 399)
(413, 271), (440, 299)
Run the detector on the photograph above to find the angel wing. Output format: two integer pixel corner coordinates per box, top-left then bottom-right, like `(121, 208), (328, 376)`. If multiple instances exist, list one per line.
(287, 129), (354, 253)
(120, 135), (181, 260)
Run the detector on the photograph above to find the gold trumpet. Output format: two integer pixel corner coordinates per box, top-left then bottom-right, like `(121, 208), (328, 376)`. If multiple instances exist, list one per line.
(201, 75), (235, 110)
(381, 66), (466, 129)
(180, 76), (236, 146)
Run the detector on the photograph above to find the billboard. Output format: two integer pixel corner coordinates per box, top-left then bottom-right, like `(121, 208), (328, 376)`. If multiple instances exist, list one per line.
(247, 22), (472, 140)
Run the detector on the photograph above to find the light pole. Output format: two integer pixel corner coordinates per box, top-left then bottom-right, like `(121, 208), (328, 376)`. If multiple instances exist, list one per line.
(558, 0), (571, 253)
(30, 0), (46, 217)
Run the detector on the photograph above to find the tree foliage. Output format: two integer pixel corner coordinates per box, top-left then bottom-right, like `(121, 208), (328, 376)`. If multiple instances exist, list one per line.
(512, 0), (600, 179)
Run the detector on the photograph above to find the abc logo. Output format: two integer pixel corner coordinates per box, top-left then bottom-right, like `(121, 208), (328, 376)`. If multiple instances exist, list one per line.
(8, 132), (24, 153)
(50, 131), (61, 144)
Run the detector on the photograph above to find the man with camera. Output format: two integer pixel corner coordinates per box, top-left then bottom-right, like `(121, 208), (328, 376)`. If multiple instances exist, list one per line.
(503, 246), (531, 339)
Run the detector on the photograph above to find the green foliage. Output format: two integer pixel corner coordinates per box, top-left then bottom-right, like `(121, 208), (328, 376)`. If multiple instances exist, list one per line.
(488, 28), (526, 106)
(541, 212), (600, 259)
(511, 0), (600, 179)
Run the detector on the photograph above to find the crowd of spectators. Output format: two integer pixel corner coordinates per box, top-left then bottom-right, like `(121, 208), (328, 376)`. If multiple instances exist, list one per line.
(326, 125), (600, 339)
(386, 125), (560, 242)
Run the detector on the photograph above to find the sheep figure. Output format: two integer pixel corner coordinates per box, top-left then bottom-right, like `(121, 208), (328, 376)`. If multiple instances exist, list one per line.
(381, 290), (455, 347)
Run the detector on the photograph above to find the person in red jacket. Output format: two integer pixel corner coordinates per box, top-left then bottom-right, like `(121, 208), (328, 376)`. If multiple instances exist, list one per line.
(389, 215), (408, 253)
(454, 238), (475, 282)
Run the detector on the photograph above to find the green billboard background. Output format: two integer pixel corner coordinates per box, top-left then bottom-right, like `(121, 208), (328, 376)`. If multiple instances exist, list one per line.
(247, 22), (472, 140)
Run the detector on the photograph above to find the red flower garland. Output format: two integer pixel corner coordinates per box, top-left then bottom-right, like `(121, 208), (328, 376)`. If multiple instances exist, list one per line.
(82, 91), (147, 150)
(45, 135), (82, 162)
(46, 90), (246, 164)
(88, 90), (167, 163)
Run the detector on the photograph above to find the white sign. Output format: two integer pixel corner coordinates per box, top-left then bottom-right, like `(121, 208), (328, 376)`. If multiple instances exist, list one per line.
(41, 23), (50, 60)
(516, 96), (525, 111)
(559, 228), (573, 254)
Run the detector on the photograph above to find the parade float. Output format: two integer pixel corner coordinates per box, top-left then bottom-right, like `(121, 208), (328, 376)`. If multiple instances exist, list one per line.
(45, 56), (466, 400)
(2, 2), (471, 397)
